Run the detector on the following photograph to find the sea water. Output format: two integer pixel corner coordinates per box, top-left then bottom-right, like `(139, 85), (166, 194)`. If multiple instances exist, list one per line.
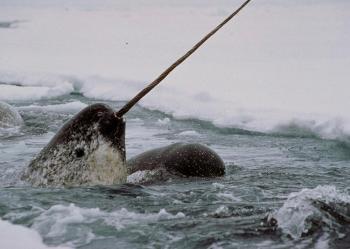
(0, 1), (350, 248)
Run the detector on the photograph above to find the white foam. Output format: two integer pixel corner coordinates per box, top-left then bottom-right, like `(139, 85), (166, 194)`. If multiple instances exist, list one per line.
(17, 101), (87, 113)
(213, 205), (230, 217)
(0, 219), (71, 249)
(127, 169), (170, 184)
(32, 203), (185, 239)
(207, 243), (224, 249)
(178, 130), (200, 137)
(0, 84), (73, 102)
(216, 192), (241, 202)
(157, 117), (171, 125)
(212, 182), (225, 189)
(271, 185), (350, 239)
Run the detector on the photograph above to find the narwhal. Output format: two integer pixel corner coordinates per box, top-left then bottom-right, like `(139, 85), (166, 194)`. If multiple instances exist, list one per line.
(0, 101), (23, 128)
(22, 0), (251, 187)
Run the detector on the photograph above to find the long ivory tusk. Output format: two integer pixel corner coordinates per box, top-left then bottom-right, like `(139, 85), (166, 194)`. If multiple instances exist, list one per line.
(116, 0), (252, 117)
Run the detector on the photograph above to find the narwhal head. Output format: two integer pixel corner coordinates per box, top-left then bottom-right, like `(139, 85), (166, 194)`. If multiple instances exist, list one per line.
(22, 103), (126, 187)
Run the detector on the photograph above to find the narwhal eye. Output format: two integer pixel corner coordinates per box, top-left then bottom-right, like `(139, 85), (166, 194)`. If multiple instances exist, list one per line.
(97, 111), (104, 117)
(75, 147), (85, 158)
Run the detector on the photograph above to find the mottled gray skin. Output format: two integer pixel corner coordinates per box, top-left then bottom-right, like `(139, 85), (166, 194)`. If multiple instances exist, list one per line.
(22, 103), (127, 187)
(127, 143), (225, 179)
(0, 101), (23, 128)
(22, 103), (225, 186)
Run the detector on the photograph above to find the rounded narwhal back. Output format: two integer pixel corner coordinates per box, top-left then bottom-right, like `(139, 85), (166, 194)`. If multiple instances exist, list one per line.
(0, 101), (23, 128)
(127, 143), (225, 178)
(22, 103), (127, 187)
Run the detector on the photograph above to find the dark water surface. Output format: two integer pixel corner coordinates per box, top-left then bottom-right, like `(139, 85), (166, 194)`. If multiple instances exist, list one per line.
(1, 95), (350, 249)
